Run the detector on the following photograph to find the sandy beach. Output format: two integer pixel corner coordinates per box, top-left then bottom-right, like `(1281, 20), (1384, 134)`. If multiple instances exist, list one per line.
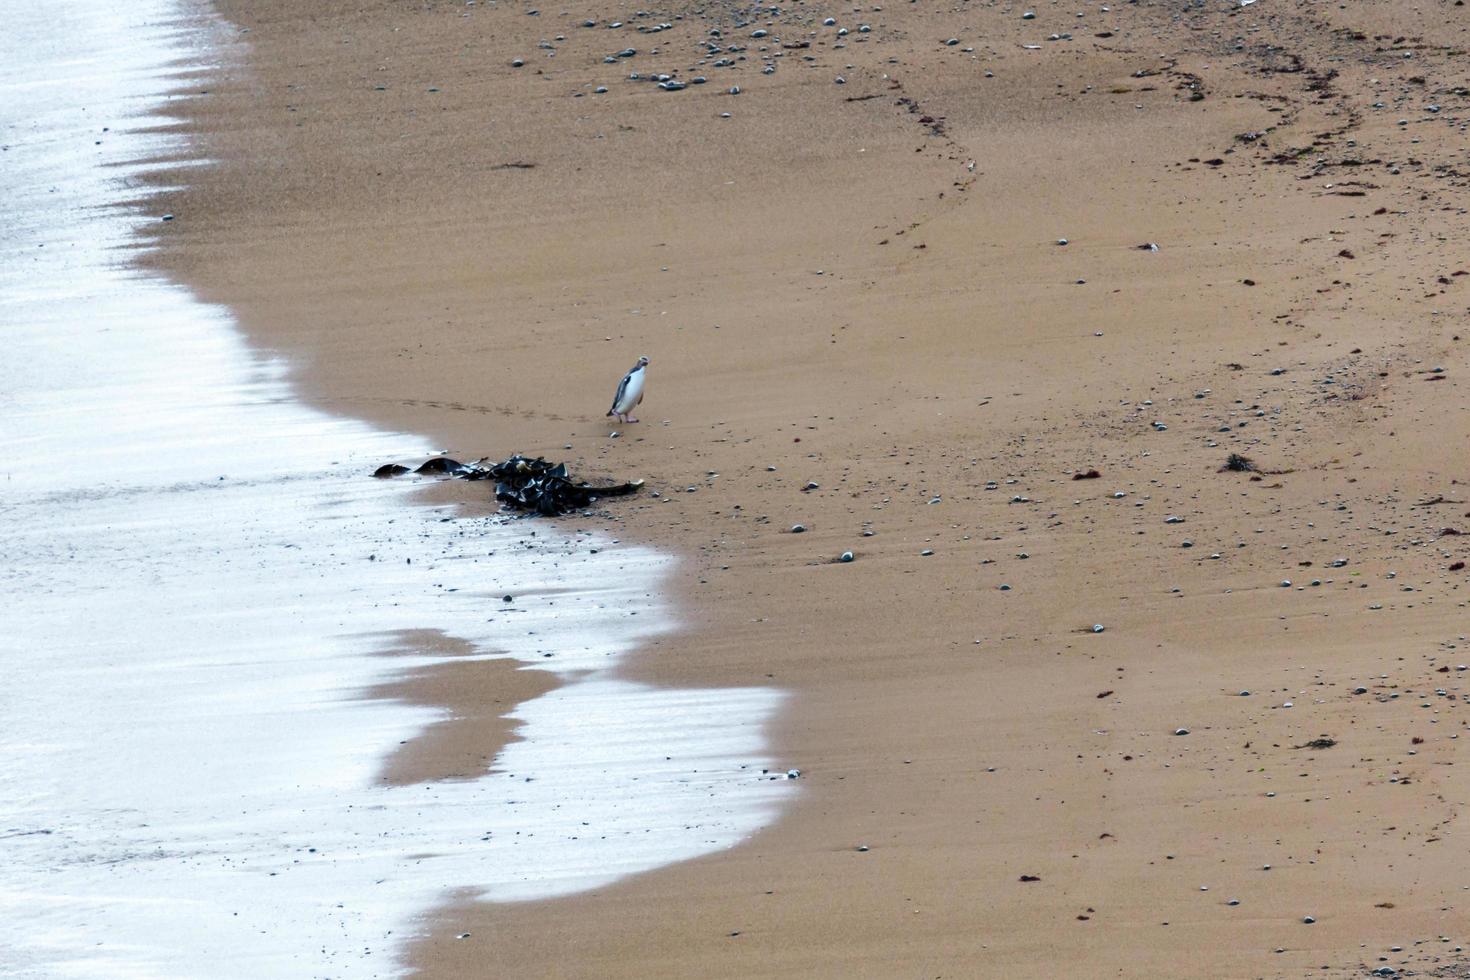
(132, 0), (1470, 975)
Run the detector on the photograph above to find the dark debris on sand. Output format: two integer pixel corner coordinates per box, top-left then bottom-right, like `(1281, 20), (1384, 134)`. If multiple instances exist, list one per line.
(374, 455), (643, 516)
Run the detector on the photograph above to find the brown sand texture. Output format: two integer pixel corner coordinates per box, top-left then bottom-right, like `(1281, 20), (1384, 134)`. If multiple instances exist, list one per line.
(154, 0), (1470, 975)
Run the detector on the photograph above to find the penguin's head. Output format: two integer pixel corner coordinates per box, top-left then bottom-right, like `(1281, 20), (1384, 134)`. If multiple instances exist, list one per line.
(637, 355), (650, 367)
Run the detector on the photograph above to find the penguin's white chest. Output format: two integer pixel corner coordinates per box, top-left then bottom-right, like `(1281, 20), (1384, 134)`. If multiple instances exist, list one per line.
(616, 369), (645, 413)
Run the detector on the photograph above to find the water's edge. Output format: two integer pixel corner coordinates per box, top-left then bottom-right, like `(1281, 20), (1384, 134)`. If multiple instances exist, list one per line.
(0, 3), (790, 977)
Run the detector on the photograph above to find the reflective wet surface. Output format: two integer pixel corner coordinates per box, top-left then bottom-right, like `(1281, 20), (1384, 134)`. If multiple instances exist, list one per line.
(0, 3), (788, 976)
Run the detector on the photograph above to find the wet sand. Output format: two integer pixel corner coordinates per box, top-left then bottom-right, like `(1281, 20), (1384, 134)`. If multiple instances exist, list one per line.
(154, 0), (1470, 975)
(2, 2), (784, 973)
(369, 631), (561, 787)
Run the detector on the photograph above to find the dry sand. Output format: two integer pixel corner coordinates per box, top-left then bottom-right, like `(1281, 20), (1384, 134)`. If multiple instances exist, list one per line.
(153, 0), (1470, 974)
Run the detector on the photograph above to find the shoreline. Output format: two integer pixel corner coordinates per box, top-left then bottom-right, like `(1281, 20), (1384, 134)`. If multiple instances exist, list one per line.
(148, 0), (1470, 976)
(1, 0), (791, 973)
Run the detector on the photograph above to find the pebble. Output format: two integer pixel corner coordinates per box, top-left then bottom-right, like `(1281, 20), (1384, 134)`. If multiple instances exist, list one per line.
(790, 524), (806, 533)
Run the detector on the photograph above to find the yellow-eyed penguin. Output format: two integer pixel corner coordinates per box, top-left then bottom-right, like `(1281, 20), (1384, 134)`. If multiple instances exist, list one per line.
(606, 355), (649, 423)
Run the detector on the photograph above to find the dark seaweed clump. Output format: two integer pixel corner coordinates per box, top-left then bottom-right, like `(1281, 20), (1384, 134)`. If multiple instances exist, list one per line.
(374, 455), (642, 516)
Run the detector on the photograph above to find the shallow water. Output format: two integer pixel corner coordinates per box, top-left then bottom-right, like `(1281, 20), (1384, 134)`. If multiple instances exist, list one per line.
(0, 3), (789, 977)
